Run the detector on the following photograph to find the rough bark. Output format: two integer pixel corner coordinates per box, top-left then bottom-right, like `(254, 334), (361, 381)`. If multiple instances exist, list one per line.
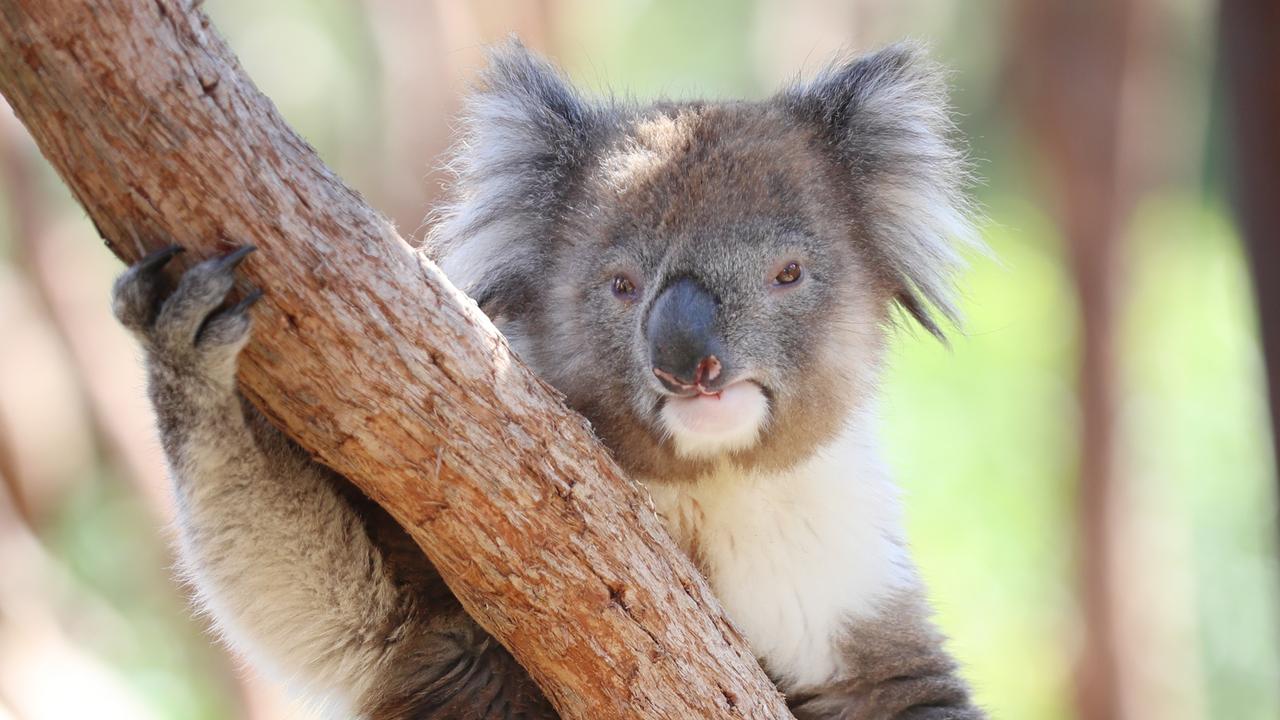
(0, 1), (792, 718)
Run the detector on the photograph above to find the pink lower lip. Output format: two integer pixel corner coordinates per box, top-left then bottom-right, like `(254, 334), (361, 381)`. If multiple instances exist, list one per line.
(663, 380), (762, 435)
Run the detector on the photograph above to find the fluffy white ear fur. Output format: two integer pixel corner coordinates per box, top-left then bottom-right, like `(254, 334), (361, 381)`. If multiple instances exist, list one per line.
(427, 40), (596, 313)
(780, 43), (985, 338)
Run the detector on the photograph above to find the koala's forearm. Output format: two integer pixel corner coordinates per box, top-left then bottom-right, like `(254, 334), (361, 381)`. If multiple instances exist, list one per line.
(153, 379), (556, 720)
(151, 372), (410, 703)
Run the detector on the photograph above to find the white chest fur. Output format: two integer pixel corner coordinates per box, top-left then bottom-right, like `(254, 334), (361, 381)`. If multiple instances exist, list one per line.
(644, 419), (917, 690)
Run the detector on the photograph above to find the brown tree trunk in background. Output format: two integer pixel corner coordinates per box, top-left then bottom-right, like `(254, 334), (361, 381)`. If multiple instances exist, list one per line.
(1220, 0), (1280, 545)
(0, 419), (28, 527)
(362, 0), (557, 241)
(362, 0), (456, 239)
(0, 1), (793, 718)
(1008, 1), (1142, 719)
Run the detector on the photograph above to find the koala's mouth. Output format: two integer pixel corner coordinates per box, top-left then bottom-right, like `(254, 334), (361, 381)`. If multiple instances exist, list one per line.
(657, 380), (770, 459)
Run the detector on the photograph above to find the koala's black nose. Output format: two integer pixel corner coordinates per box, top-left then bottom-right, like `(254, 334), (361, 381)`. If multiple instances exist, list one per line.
(646, 277), (726, 393)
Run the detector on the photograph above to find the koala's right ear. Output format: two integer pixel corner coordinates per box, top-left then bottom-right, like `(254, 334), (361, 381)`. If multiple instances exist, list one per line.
(429, 39), (597, 318)
(778, 43), (983, 342)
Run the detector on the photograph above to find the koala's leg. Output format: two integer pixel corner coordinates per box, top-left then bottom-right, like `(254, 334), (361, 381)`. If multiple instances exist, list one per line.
(786, 592), (984, 720)
(112, 246), (555, 720)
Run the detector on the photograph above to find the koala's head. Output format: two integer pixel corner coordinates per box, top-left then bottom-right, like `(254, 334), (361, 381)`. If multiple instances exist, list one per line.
(430, 41), (979, 482)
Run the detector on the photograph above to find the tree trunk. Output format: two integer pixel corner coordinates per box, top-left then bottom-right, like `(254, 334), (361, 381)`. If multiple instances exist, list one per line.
(0, 1), (792, 718)
(1007, 0), (1143, 718)
(1219, 0), (1280, 552)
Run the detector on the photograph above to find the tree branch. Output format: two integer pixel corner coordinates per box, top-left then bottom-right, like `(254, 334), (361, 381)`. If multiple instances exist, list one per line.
(0, 1), (792, 717)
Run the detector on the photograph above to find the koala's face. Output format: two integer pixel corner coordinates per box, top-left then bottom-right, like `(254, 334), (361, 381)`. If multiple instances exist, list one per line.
(537, 108), (889, 477)
(433, 43), (976, 481)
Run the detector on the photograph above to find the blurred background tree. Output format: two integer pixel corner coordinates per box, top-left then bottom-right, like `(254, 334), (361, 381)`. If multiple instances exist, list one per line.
(0, 1), (1275, 719)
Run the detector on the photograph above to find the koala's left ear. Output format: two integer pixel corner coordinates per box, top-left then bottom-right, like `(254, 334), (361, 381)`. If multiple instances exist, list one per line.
(778, 43), (983, 341)
(429, 39), (599, 318)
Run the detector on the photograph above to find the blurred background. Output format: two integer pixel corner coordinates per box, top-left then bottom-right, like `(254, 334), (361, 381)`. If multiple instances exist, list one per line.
(1, 0), (1277, 718)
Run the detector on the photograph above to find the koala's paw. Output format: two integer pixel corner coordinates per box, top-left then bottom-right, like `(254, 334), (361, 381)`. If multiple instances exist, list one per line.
(113, 245), (263, 388)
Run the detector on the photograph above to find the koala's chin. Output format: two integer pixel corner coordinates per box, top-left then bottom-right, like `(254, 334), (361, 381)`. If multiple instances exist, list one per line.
(658, 380), (771, 459)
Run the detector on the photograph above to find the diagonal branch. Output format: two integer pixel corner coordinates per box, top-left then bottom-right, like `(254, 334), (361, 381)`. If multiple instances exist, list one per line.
(0, 1), (792, 717)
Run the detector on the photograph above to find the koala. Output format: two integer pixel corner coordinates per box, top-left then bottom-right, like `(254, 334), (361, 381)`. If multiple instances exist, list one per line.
(112, 41), (984, 720)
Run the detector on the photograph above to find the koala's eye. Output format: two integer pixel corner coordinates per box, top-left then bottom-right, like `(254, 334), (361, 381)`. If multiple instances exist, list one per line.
(774, 262), (803, 286)
(611, 274), (639, 301)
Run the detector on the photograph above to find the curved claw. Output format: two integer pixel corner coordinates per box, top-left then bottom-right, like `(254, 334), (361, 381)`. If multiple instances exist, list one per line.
(136, 244), (186, 273)
(230, 287), (265, 314)
(215, 244), (257, 271)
